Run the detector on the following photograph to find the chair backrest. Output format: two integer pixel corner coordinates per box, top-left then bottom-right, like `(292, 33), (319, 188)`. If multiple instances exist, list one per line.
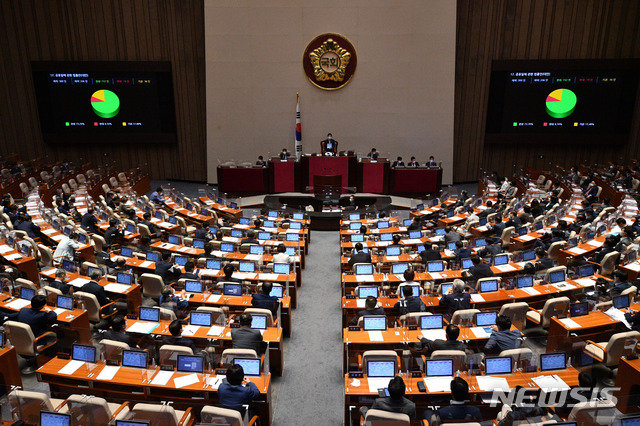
(221, 348), (258, 365)
(140, 273), (164, 299)
(76, 174), (86, 184)
(499, 348), (533, 369)
(158, 344), (193, 367)
(450, 309), (480, 326)
(501, 226), (515, 245)
(603, 331), (640, 366)
(362, 350), (399, 376)
(118, 172), (127, 183)
(102, 184), (111, 194)
(131, 403), (180, 426)
(66, 394), (113, 425)
(498, 302), (529, 330)
(75, 291), (101, 322)
(15, 277), (37, 291)
(91, 235), (106, 253)
(431, 350), (466, 372)
(38, 244), (53, 267)
(536, 175), (546, 185)
(539, 296), (570, 327)
(402, 312), (432, 326)
(99, 339), (130, 362)
(8, 390), (55, 424)
(544, 266), (567, 282)
(567, 400), (615, 424)
(159, 307), (177, 321)
(364, 409), (410, 425)
(4, 321), (37, 356)
(621, 285), (637, 300)
(195, 306), (227, 325)
(138, 223), (151, 237)
(599, 251), (619, 275)
(243, 308), (273, 327)
(43, 285), (62, 297)
(547, 241), (566, 262)
(200, 405), (243, 426)
(109, 177), (119, 188)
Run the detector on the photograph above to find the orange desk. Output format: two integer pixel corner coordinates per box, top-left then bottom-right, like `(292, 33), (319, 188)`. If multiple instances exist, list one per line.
(614, 357), (640, 414)
(0, 346), (22, 393)
(546, 310), (628, 352)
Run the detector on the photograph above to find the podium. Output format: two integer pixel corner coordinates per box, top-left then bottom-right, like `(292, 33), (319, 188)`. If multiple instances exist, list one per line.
(358, 158), (389, 193)
(301, 154), (357, 191)
(269, 158), (297, 193)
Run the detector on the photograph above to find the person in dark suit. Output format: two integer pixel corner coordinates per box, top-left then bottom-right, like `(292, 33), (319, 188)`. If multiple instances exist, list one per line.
(155, 251), (178, 283)
(162, 319), (197, 353)
(592, 237), (616, 264)
(80, 208), (100, 234)
(194, 221), (210, 241)
(102, 316), (136, 347)
(159, 286), (189, 313)
(467, 256), (494, 280)
(367, 148), (379, 160)
(279, 149), (290, 160)
(240, 230), (259, 246)
(394, 284), (426, 315)
(478, 200), (495, 218)
(361, 376), (416, 419)
(439, 279), (471, 314)
(354, 296), (385, 323)
(141, 212), (159, 235)
(320, 133), (338, 155)
(436, 377), (482, 421)
(415, 324), (467, 354)
(231, 313), (263, 354)
(609, 269), (631, 298)
(484, 315), (522, 355)
(217, 364), (262, 416)
(425, 156), (438, 168)
(454, 241), (472, 261)
(255, 155), (267, 167)
(392, 157), (405, 168)
(104, 218), (124, 246)
(584, 180), (599, 203)
(179, 261), (200, 280)
(150, 187), (164, 204)
(251, 282), (279, 315)
(219, 263), (241, 283)
(49, 268), (71, 295)
(420, 243), (442, 263)
(407, 156), (420, 167)
(80, 270), (111, 307)
(407, 217), (422, 231)
(534, 247), (554, 271)
(4, 294), (56, 338)
(15, 215), (42, 239)
(444, 227), (462, 243)
(348, 243), (372, 268)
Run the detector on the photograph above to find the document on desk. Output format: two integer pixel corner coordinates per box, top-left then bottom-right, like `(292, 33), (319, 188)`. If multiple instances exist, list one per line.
(476, 376), (510, 392)
(161, 243), (176, 249)
(495, 264), (517, 272)
(126, 321), (159, 334)
(470, 294), (485, 303)
(356, 299), (366, 308)
(470, 326), (492, 339)
(4, 253), (22, 261)
(355, 274), (375, 282)
(587, 240), (604, 248)
(96, 365), (120, 381)
(182, 325), (200, 336)
(521, 287), (541, 295)
(207, 325), (225, 336)
(177, 246), (191, 252)
(0, 245), (14, 254)
(207, 294), (222, 303)
(232, 272), (257, 280)
(207, 375), (225, 390)
(104, 283), (131, 294)
(424, 376), (453, 393)
(42, 228), (57, 235)
(574, 278), (596, 287)
(403, 239), (423, 245)
(552, 282), (575, 291)
(385, 256), (399, 261)
(139, 260), (154, 268)
(244, 254), (261, 261)
(151, 370), (174, 386)
(53, 308), (68, 316)
(605, 307), (632, 329)
(626, 262), (640, 272)
(258, 273), (280, 281)
(59, 360), (85, 375)
(429, 272), (442, 280)
(367, 377), (393, 393)
(567, 247), (587, 255)
(518, 235), (535, 242)
(68, 278), (90, 287)
(367, 331), (384, 342)
(532, 375), (570, 392)
(174, 373), (200, 389)
(558, 318), (580, 329)
(420, 329), (447, 341)
(6, 299), (31, 310)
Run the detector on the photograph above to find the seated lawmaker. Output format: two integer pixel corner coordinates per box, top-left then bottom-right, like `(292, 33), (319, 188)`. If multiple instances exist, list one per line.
(467, 256), (494, 280)
(534, 247), (554, 271)
(367, 148), (379, 160)
(240, 230), (259, 246)
(140, 212), (159, 235)
(159, 286), (189, 314)
(439, 279), (471, 313)
(80, 270), (111, 307)
(162, 319), (197, 353)
(4, 294), (56, 338)
(320, 133), (338, 155)
(16, 215), (43, 239)
(420, 243), (442, 262)
(425, 156), (438, 168)
(150, 187), (164, 204)
(415, 324), (466, 355)
(392, 157), (405, 168)
(219, 263), (241, 283)
(231, 313), (263, 354)
(217, 364), (262, 416)
(279, 148), (290, 160)
(273, 244), (292, 264)
(102, 315), (136, 347)
(609, 269), (631, 298)
(436, 377), (481, 422)
(361, 376), (416, 420)
(407, 217), (422, 231)
(53, 231), (80, 262)
(49, 268), (71, 295)
(394, 284), (426, 315)
(194, 221), (210, 241)
(349, 243), (372, 268)
(80, 207), (99, 234)
(483, 315), (522, 355)
(155, 251), (178, 283)
(255, 155), (267, 167)
(179, 261), (200, 280)
(407, 156), (420, 167)
(251, 282), (279, 315)
(353, 295), (385, 324)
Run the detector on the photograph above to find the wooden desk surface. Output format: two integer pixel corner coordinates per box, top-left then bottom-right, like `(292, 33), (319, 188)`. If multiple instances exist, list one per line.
(0, 292), (87, 324)
(343, 326), (495, 344)
(39, 267), (140, 297)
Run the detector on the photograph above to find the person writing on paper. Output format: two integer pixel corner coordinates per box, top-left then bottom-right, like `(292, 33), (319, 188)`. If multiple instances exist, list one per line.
(49, 268), (71, 295)
(348, 243), (372, 268)
(162, 319), (197, 353)
(483, 315), (522, 355)
(218, 364), (262, 416)
(439, 279), (471, 314)
(4, 294), (56, 338)
(251, 282), (279, 315)
(414, 324), (467, 355)
(360, 376), (416, 419)
(53, 231), (80, 262)
(436, 377), (481, 422)
(320, 133), (338, 156)
(231, 313), (264, 355)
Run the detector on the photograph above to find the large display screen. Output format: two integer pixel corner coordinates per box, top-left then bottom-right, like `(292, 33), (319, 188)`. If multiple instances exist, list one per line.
(485, 59), (640, 143)
(31, 61), (176, 144)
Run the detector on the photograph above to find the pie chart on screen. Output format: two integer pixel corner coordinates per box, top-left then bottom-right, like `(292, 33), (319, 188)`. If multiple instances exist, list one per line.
(545, 88), (577, 119)
(90, 89), (120, 118)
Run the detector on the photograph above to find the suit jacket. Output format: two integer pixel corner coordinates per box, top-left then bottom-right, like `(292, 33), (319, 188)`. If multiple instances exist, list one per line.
(468, 262), (494, 280)
(348, 251), (372, 268)
(371, 397), (417, 419)
(142, 220), (159, 235)
(444, 230), (462, 243)
(321, 139), (338, 154)
(231, 326), (263, 354)
(155, 260), (177, 282)
(162, 335), (197, 353)
(7, 307), (57, 337)
(80, 281), (110, 306)
(439, 292), (471, 313)
(81, 213), (99, 233)
(484, 329), (522, 355)
(394, 296), (426, 315)
(49, 280), (70, 295)
(420, 249), (442, 262)
(437, 403), (482, 421)
(218, 380), (261, 415)
(425, 161), (438, 167)
(104, 226), (124, 246)
(418, 338), (466, 354)
(251, 293), (279, 314)
(16, 221), (41, 239)
(194, 228), (209, 240)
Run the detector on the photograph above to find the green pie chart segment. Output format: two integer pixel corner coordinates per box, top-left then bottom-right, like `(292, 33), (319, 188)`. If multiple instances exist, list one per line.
(545, 88), (577, 119)
(90, 89), (120, 119)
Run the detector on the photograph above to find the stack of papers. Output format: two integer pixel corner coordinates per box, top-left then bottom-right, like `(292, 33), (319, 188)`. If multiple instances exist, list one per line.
(139, 260), (154, 268)
(104, 283), (131, 294)
(53, 308), (68, 315)
(521, 287), (541, 295)
(367, 331), (384, 342)
(6, 299), (31, 310)
(181, 325), (200, 336)
(174, 373), (200, 388)
(605, 307), (632, 329)
(126, 322), (159, 334)
(403, 239), (423, 245)
(258, 273), (280, 280)
(470, 294), (485, 302)
(4, 253), (23, 261)
(96, 365), (120, 381)
(0, 245), (15, 254)
(367, 377), (393, 393)
(356, 299), (366, 308)
(574, 278), (596, 287)
(476, 376), (510, 391)
(385, 256), (399, 261)
(552, 282), (575, 291)
(206, 375), (225, 389)
(207, 325), (225, 336)
(423, 376), (453, 392)
(355, 275), (375, 282)
(68, 278), (90, 287)
(420, 329), (447, 341)
(232, 272), (257, 280)
(568, 247), (587, 255)
(518, 235), (535, 242)
(531, 375), (570, 392)
(558, 318), (580, 329)
(429, 272), (443, 280)
(495, 264), (517, 272)
(470, 326), (492, 338)
(59, 360), (84, 375)
(151, 370), (174, 385)
(207, 294), (222, 303)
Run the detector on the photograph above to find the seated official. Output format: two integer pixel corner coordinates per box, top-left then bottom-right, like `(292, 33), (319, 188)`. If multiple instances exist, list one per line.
(436, 377), (481, 422)
(251, 282), (279, 315)
(49, 268), (71, 295)
(80, 270), (112, 307)
(478, 200), (495, 218)
(444, 227), (462, 243)
(361, 376), (416, 420)
(219, 263), (241, 283)
(140, 212), (159, 235)
(415, 324), (466, 354)
(273, 244), (292, 264)
(439, 279), (471, 313)
(255, 155), (267, 167)
(136, 236), (152, 254)
(609, 269), (631, 298)
(150, 187), (164, 204)
(162, 319), (197, 353)
(159, 286), (189, 313)
(367, 148), (379, 160)
(425, 156), (438, 168)
(454, 241), (471, 261)
(394, 283), (426, 315)
(407, 217), (422, 231)
(4, 294), (56, 338)
(353, 296), (385, 324)
(53, 232), (80, 262)
(16, 215), (43, 239)
(533, 247), (553, 271)
(179, 261), (200, 280)
(592, 237), (616, 264)
(155, 251), (179, 283)
(231, 313), (263, 354)
(102, 315), (136, 347)
(201, 242), (217, 260)
(279, 148), (291, 160)
(104, 218), (124, 246)
(497, 385), (559, 425)
(240, 230), (259, 246)
(483, 315), (521, 355)
(420, 243), (442, 262)
(80, 207), (100, 234)
(320, 133), (338, 155)
(554, 371), (597, 419)
(194, 221), (210, 241)
(349, 243), (372, 268)
(218, 364), (262, 416)
(392, 157), (405, 168)
(467, 256), (494, 280)
(407, 156), (420, 167)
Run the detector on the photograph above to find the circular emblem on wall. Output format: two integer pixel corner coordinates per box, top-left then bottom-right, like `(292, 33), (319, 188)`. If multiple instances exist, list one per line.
(303, 33), (357, 91)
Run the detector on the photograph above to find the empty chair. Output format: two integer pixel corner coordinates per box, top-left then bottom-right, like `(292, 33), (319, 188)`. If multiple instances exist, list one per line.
(37, 244), (54, 267)
(28, 176), (39, 189)
(158, 344), (193, 367)
(8, 390), (67, 424)
(4, 321), (57, 373)
(75, 291), (116, 327)
(498, 302), (529, 331)
(109, 176), (119, 188)
(221, 348), (258, 365)
(61, 183), (71, 194)
(200, 405), (259, 426)
(361, 350), (399, 375)
(584, 331), (640, 367)
(450, 309), (480, 326)
(499, 348), (533, 369)
(567, 400), (615, 424)
(362, 409), (410, 425)
(525, 296), (570, 329)
(19, 182), (30, 198)
(501, 226), (515, 246)
(138, 223), (151, 237)
(547, 241), (566, 262)
(159, 307), (177, 321)
(599, 251), (619, 276)
(118, 172), (127, 183)
(91, 234), (106, 253)
(99, 339), (130, 362)
(66, 394), (130, 424)
(130, 403), (192, 426)
(536, 175), (546, 186)
(15, 277), (38, 291)
(431, 350), (466, 372)
(76, 174), (86, 184)
(102, 184), (111, 194)
(243, 308), (274, 327)
(140, 273), (164, 300)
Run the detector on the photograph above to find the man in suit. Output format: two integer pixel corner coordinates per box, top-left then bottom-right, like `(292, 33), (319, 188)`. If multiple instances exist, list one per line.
(355, 296), (385, 320)
(609, 269), (631, 298)
(217, 364), (262, 416)
(103, 315), (136, 347)
(425, 156), (438, 167)
(80, 270), (112, 307)
(53, 232), (80, 261)
(255, 155), (267, 167)
(420, 243), (442, 262)
(363, 376), (416, 419)
(219, 263), (241, 283)
(320, 133), (338, 155)
(407, 156), (420, 167)
(194, 221), (210, 241)
(392, 156), (405, 167)
(279, 148), (290, 160)
(367, 148), (379, 160)
(584, 180), (599, 203)
(534, 247), (554, 271)
(444, 227), (462, 243)
(454, 241), (472, 261)
(467, 256), (494, 280)
(81, 207), (99, 234)
(15, 215), (42, 239)
(592, 237), (616, 264)
(436, 378), (482, 421)
(439, 279), (471, 313)
(141, 212), (159, 235)
(155, 251), (178, 282)
(415, 324), (467, 354)
(231, 313), (264, 354)
(104, 218), (124, 246)
(49, 268), (71, 295)
(4, 294), (56, 338)
(484, 315), (522, 355)
(349, 243), (372, 268)
(179, 261), (200, 280)
(407, 217), (422, 231)
(162, 319), (197, 353)
(240, 230), (259, 246)
(251, 282), (279, 315)
(394, 284), (426, 315)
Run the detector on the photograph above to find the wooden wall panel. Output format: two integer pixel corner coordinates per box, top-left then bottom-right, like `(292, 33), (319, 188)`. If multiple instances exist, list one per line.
(0, 0), (206, 181)
(454, 0), (640, 182)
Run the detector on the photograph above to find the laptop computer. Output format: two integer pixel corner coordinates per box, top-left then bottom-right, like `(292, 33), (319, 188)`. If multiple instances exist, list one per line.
(409, 231), (422, 239)
(485, 356), (512, 375)
(420, 315), (443, 330)
(146, 252), (160, 262)
(350, 222), (361, 230)
(358, 286), (379, 299)
(474, 238), (487, 248)
(570, 301), (589, 318)
(139, 307), (160, 322)
(577, 264), (594, 278)
(427, 261), (445, 273)
(238, 261), (255, 273)
(380, 233), (393, 241)
(206, 259), (221, 270)
(72, 343), (96, 363)
(392, 263), (410, 275)
(548, 269), (566, 284)
(56, 294), (73, 310)
(293, 213), (304, 220)
(176, 354), (204, 373)
(269, 285), (284, 298)
(386, 246), (401, 256)
(168, 235), (181, 245)
(250, 315), (268, 329)
(476, 311), (498, 327)
(273, 263), (291, 274)
(362, 316), (387, 331)
(122, 349), (148, 368)
(40, 411), (71, 426)
(440, 283), (453, 294)
(620, 415), (640, 426)
(479, 279), (499, 293)
(377, 221), (389, 229)
(539, 352), (566, 372)
(461, 258), (474, 270)
(351, 234), (364, 242)
(425, 359), (453, 376)
(233, 358), (261, 376)
(20, 286), (35, 301)
(516, 275), (534, 288)
(613, 294), (631, 310)
(192, 239), (205, 249)
(190, 312), (212, 327)
(249, 245), (264, 254)
(493, 254), (509, 266)
(185, 280), (203, 293)
(349, 213), (360, 221)
(367, 360), (395, 377)
(521, 250), (536, 262)
(117, 272), (133, 285)
(223, 283), (242, 296)
(355, 264), (374, 275)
